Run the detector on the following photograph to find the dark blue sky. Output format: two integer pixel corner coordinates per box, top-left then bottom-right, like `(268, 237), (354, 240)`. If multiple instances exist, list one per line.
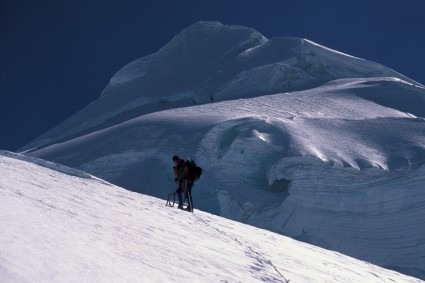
(1, 0), (424, 151)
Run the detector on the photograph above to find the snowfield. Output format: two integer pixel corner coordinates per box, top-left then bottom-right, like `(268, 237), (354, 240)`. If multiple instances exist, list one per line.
(0, 152), (423, 282)
(19, 22), (425, 279)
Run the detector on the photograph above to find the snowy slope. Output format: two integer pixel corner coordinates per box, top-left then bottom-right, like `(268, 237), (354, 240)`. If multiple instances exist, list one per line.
(24, 76), (425, 279)
(20, 22), (425, 279)
(0, 152), (423, 283)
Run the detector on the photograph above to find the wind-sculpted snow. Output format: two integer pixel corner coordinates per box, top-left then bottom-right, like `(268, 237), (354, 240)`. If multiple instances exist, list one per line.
(1, 155), (423, 282)
(21, 22), (422, 152)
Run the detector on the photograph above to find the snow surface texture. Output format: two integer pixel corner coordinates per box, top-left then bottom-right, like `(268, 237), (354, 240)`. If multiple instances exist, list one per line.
(21, 21), (420, 152)
(0, 153), (423, 283)
(21, 22), (425, 279)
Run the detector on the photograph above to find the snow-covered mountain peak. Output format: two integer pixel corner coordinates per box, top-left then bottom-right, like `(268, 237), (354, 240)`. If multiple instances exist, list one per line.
(106, 21), (266, 90)
(1, 153), (423, 282)
(22, 22), (423, 152)
(178, 20), (262, 35)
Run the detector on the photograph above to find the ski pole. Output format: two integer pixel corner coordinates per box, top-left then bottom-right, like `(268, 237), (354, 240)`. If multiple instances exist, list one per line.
(166, 191), (177, 207)
(188, 191), (193, 213)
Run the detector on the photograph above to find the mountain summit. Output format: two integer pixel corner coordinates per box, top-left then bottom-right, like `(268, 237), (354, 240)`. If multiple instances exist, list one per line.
(22, 21), (421, 152)
(21, 22), (425, 279)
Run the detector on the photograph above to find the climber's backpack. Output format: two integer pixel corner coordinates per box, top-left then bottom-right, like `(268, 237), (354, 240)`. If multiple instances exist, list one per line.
(185, 159), (202, 181)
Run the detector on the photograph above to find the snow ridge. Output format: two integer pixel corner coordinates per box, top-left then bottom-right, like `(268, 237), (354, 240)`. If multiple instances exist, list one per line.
(21, 22), (422, 152)
(0, 150), (93, 180)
